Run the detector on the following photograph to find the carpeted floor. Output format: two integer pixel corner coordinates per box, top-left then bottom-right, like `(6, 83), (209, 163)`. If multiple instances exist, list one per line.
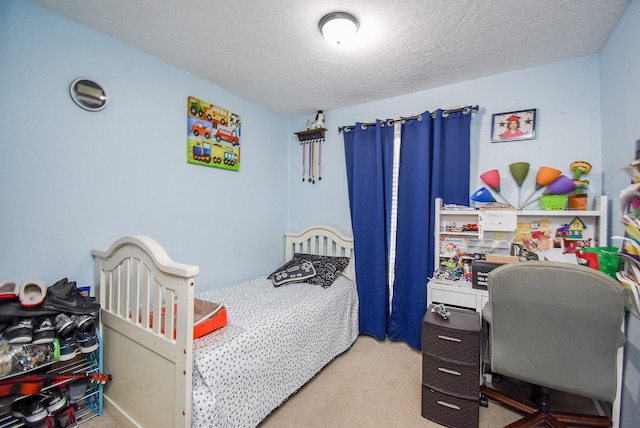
(260, 335), (603, 427)
(86, 335), (604, 427)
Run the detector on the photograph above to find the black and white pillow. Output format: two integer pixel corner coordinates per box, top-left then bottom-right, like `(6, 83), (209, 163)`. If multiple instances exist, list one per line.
(268, 254), (351, 287)
(271, 260), (316, 287)
(292, 253), (350, 287)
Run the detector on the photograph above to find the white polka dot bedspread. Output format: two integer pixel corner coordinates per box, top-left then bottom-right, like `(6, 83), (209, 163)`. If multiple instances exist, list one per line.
(191, 274), (359, 427)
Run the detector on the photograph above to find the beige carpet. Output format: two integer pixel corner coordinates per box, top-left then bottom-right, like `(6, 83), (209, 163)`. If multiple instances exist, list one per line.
(86, 335), (603, 427)
(260, 335), (522, 428)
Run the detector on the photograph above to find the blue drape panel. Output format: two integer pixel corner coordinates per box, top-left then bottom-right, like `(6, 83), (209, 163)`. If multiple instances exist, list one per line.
(343, 109), (472, 350)
(431, 110), (472, 205)
(389, 110), (472, 349)
(343, 122), (390, 339)
(387, 115), (431, 349)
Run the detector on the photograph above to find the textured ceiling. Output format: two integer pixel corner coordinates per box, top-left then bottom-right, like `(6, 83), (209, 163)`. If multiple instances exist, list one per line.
(29, 0), (629, 118)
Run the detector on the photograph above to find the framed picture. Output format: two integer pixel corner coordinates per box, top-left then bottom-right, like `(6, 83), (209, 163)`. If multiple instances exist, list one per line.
(490, 109), (536, 143)
(186, 96), (242, 171)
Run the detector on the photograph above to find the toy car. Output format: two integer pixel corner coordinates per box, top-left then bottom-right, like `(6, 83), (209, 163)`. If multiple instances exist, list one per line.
(191, 122), (212, 139)
(215, 128), (239, 146)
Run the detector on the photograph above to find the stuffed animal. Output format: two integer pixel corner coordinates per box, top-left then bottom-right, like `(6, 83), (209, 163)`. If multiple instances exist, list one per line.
(311, 110), (325, 129)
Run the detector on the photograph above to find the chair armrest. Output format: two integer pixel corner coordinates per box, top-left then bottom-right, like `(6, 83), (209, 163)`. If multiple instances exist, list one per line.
(482, 302), (492, 324)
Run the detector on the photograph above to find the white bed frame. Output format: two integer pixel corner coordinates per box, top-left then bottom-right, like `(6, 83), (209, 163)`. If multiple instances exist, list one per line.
(92, 225), (354, 427)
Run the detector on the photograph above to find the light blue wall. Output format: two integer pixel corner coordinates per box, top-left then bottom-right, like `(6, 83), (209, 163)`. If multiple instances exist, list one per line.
(288, 56), (602, 235)
(0, 0), (289, 291)
(2, 0), (639, 423)
(601, 0), (640, 426)
(287, 1), (638, 424)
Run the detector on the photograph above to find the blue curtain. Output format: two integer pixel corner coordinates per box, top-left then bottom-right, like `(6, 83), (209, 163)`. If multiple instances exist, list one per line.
(344, 109), (472, 350)
(389, 110), (472, 349)
(343, 121), (393, 339)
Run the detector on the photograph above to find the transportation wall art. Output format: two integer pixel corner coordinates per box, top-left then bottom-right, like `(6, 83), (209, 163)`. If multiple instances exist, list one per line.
(187, 96), (241, 171)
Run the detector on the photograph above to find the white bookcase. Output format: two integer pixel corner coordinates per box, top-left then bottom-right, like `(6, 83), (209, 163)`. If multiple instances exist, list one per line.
(428, 195), (608, 312)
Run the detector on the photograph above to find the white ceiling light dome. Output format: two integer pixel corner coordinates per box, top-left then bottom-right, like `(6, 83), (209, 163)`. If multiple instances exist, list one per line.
(318, 12), (359, 46)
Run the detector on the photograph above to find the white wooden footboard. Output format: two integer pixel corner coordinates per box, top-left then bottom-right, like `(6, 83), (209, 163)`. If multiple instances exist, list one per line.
(92, 236), (199, 428)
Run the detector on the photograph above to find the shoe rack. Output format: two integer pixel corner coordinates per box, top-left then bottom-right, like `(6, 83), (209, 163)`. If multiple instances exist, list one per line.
(0, 329), (104, 426)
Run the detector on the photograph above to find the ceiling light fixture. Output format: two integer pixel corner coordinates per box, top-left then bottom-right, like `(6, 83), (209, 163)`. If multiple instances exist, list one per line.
(318, 12), (359, 46)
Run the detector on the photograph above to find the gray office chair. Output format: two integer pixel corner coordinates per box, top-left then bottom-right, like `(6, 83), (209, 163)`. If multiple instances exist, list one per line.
(480, 261), (626, 428)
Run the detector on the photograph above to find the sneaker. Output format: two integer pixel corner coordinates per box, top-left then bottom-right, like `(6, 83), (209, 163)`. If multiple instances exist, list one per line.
(40, 388), (67, 413)
(11, 394), (48, 424)
(54, 404), (76, 427)
(32, 317), (55, 344)
(33, 415), (55, 428)
(49, 279), (96, 302)
(42, 281), (100, 315)
(67, 378), (88, 403)
(69, 314), (95, 334)
(58, 333), (78, 362)
(2, 317), (33, 344)
(54, 313), (75, 339)
(76, 326), (98, 353)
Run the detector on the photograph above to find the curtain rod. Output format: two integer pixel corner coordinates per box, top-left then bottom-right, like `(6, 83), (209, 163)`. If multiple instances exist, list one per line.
(338, 105), (479, 133)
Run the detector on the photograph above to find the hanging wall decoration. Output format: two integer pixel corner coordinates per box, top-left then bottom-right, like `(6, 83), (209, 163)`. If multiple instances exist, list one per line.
(490, 108), (536, 143)
(187, 96), (241, 171)
(295, 111), (326, 184)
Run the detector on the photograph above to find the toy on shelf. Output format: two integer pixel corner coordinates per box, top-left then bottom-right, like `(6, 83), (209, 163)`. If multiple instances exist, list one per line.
(568, 161), (591, 210)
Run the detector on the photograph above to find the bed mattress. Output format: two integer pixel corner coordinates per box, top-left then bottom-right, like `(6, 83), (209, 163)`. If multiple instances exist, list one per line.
(190, 274), (359, 427)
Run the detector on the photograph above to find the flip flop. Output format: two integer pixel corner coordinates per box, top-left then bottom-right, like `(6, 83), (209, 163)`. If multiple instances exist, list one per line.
(0, 281), (19, 301)
(19, 281), (47, 307)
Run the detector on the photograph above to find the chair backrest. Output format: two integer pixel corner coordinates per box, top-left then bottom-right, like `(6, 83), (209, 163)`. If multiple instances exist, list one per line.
(486, 261), (625, 402)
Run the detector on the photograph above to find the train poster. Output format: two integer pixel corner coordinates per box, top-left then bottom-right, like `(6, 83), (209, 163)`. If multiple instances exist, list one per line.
(187, 96), (241, 171)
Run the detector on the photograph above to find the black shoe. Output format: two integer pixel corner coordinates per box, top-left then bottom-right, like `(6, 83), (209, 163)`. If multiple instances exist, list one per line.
(32, 317), (55, 344)
(54, 313), (76, 339)
(1, 318), (33, 344)
(40, 388), (67, 413)
(69, 314), (95, 333)
(11, 394), (48, 424)
(0, 301), (58, 324)
(76, 325), (99, 353)
(55, 403), (76, 427)
(49, 280), (96, 302)
(58, 333), (78, 362)
(42, 282), (100, 315)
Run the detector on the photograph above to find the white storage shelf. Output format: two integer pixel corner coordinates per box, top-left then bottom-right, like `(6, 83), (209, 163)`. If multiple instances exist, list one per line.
(430, 195), (608, 313)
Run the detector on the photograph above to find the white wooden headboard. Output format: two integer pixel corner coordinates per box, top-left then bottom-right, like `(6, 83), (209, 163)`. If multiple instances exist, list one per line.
(284, 225), (355, 280)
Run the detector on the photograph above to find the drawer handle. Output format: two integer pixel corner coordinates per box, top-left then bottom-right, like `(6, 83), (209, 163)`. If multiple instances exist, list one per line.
(438, 367), (461, 376)
(437, 334), (461, 342)
(437, 400), (461, 410)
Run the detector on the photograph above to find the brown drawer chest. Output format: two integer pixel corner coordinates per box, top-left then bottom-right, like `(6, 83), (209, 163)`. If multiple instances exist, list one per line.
(421, 305), (481, 428)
